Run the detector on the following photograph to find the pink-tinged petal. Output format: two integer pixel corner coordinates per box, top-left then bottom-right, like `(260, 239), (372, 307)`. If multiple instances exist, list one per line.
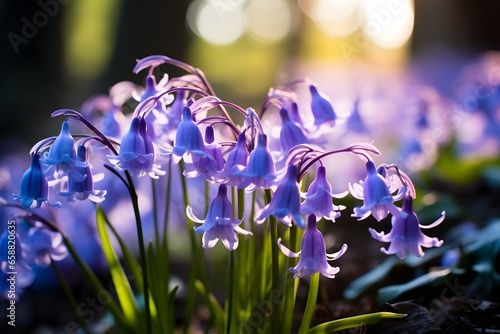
(186, 206), (205, 224)
(234, 225), (252, 236)
(277, 238), (300, 258)
(319, 263), (340, 279)
(348, 182), (364, 199)
(420, 211), (446, 229)
(326, 243), (348, 261)
(369, 228), (392, 242)
(419, 234), (444, 248)
(371, 206), (390, 222)
(133, 55), (170, 74)
(220, 226), (239, 251)
(202, 229), (219, 249)
(332, 190), (349, 198)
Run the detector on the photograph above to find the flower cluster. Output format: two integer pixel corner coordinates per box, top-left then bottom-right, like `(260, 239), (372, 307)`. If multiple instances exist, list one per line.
(3, 54), (446, 298)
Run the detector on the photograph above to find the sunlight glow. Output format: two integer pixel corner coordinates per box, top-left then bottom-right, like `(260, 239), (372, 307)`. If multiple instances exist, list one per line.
(245, 0), (293, 42)
(359, 0), (414, 49)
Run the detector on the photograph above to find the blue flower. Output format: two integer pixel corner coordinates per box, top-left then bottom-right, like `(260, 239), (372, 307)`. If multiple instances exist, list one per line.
(42, 121), (86, 179)
(187, 184), (251, 250)
(349, 160), (405, 221)
(107, 117), (165, 178)
(183, 126), (224, 179)
(279, 108), (308, 153)
(13, 154), (61, 209)
(345, 98), (369, 134)
(172, 106), (208, 160)
(23, 224), (68, 267)
(258, 164), (305, 229)
(58, 145), (106, 202)
(278, 215), (347, 279)
(237, 134), (276, 191)
(219, 131), (249, 186)
(301, 166), (347, 222)
(309, 84), (337, 128)
(369, 195), (445, 259)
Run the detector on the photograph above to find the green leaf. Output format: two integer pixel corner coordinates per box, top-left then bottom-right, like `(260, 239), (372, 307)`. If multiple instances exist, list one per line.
(307, 312), (407, 333)
(96, 206), (141, 329)
(195, 279), (225, 333)
(344, 257), (400, 300)
(377, 268), (452, 304)
(103, 209), (144, 293)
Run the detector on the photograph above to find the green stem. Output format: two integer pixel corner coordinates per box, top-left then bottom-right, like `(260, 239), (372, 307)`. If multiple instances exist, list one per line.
(282, 225), (298, 334)
(179, 163), (196, 334)
(163, 159), (173, 330)
(51, 261), (92, 334)
(151, 178), (160, 248)
(225, 250), (235, 334)
(298, 273), (320, 334)
(265, 189), (281, 334)
(125, 172), (151, 334)
(179, 161), (213, 332)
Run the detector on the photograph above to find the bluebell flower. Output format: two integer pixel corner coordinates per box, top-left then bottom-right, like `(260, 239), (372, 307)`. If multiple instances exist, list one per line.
(184, 126), (224, 179)
(258, 164), (305, 229)
(369, 195), (445, 259)
(279, 108), (308, 153)
(345, 98), (369, 134)
(187, 184), (252, 250)
(219, 131), (249, 186)
(288, 102), (306, 129)
(13, 154), (61, 209)
(107, 117), (165, 178)
(163, 89), (187, 141)
(278, 215), (347, 279)
(172, 106), (208, 161)
(236, 134), (276, 191)
(301, 166), (347, 222)
(349, 160), (405, 221)
(58, 145), (106, 202)
(139, 75), (174, 141)
(23, 224), (68, 267)
(42, 121), (87, 179)
(309, 84), (337, 128)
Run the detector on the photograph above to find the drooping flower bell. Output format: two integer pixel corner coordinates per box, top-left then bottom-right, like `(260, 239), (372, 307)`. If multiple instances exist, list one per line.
(107, 117), (165, 178)
(237, 134), (276, 191)
(58, 145), (106, 202)
(279, 108), (308, 154)
(172, 106), (208, 161)
(309, 84), (337, 129)
(278, 215), (347, 279)
(301, 165), (347, 222)
(349, 160), (405, 221)
(138, 74), (173, 140)
(183, 126), (224, 179)
(219, 131), (249, 186)
(13, 154), (61, 209)
(258, 164), (305, 229)
(369, 195), (445, 259)
(42, 121), (86, 180)
(187, 184), (252, 250)
(23, 224), (68, 267)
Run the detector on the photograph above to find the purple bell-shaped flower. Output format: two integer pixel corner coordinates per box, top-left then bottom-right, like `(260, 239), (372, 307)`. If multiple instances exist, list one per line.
(369, 195), (445, 259)
(278, 215), (347, 279)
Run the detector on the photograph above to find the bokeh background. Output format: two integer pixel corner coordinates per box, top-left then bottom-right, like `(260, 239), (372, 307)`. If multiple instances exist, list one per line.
(1, 0), (499, 147)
